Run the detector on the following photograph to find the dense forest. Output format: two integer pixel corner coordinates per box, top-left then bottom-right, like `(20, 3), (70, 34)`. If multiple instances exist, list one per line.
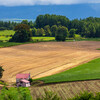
(34, 14), (100, 38)
(0, 21), (18, 30)
(0, 20), (33, 30)
(0, 14), (100, 38)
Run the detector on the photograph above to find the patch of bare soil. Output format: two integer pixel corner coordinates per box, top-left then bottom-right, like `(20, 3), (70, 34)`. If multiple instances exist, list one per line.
(0, 41), (100, 82)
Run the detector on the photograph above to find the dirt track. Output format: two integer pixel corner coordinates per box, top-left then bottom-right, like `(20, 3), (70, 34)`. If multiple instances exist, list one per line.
(1, 41), (100, 82)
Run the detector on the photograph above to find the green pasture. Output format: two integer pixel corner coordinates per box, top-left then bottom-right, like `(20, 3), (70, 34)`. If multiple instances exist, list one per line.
(0, 30), (15, 36)
(0, 37), (55, 48)
(32, 37), (55, 41)
(0, 36), (55, 42)
(97, 48), (100, 50)
(0, 36), (11, 41)
(66, 38), (100, 42)
(35, 58), (100, 83)
(81, 38), (100, 41)
(0, 42), (24, 48)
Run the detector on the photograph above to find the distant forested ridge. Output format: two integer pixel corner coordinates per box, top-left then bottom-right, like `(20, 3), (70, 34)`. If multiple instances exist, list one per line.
(1, 14), (100, 38)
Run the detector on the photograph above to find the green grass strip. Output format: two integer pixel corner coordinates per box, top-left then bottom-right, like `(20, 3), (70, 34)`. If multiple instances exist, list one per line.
(35, 58), (100, 83)
(0, 42), (24, 48)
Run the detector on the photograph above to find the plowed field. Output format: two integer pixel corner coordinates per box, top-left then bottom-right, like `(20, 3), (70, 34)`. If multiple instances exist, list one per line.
(1, 41), (100, 82)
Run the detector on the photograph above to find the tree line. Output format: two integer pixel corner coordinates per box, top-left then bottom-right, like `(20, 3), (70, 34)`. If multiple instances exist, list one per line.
(32, 25), (76, 38)
(34, 14), (100, 38)
(1, 14), (100, 39)
(0, 21), (18, 30)
(0, 20), (34, 30)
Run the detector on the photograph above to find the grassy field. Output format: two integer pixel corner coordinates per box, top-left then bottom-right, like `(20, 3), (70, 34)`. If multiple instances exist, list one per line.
(0, 36), (11, 41)
(76, 38), (100, 41)
(0, 42), (24, 48)
(35, 58), (100, 83)
(0, 37), (55, 48)
(0, 32), (55, 47)
(66, 38), (100, 42)
(97, 48), (100, 50)
(0, 30), (15, 36)
(1, 36), (100, 43)
(32, 37), (55, 42)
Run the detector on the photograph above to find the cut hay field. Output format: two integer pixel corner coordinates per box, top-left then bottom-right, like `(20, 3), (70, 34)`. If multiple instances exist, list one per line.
(1, 41), (100, 82)
(30, 80), (100, 100)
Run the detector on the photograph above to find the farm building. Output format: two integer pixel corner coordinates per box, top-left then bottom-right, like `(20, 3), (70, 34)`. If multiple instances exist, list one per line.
(16, 73), (30, 87)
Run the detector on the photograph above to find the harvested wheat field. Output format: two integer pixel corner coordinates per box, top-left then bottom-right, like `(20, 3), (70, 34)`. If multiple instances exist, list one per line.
(30, 80), (100, 100)
(1, 41), (100, 82)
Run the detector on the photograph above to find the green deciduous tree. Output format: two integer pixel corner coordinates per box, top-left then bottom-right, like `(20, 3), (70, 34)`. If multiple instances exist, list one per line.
(69, 29), (76, 38)
(44, 25), (51, 36)
(9, 24), (32, 42)
(36, 28), (45, 36)
(88, 23), (96, 38)
(40, 28), (45, 36)
(51, 25), (57, 37)
(32, 27), (37, 36)
(35, 14), (70, 28)
(95, 24), (100, 37)
(0, 66), (4, 79)
(55, 26), (68, 41)
(21, 20), (28, 25)
(0, 21), (18, 30)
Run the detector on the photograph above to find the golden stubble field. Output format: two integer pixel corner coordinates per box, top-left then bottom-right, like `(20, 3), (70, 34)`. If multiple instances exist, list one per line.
(0, 41), (100, 82)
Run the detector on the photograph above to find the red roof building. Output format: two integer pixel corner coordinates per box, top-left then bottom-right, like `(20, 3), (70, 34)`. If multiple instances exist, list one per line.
(16, 73), (30, 79)
(21, 79), (30, 83)
(16, 73), (30, 87)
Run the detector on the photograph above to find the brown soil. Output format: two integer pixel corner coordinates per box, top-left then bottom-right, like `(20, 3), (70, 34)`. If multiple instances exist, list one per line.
(1, 41), (100, 82)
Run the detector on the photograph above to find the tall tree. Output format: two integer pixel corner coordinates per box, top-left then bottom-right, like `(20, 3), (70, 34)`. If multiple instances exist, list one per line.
(0, 66), (4, 79)
(95, 24), (100, 37)
(44, 25), (51, 36)
(36, 28), (45, 36)
(9, 24), (32, 42)
(32, 28), (37, 36)
(88, 23), (96, 38)
(21, 20), (28, 25)
(69, 29), (76, 38)
(40, 28), (45, 36)
(35, 14), (69, 28)
(55, 26), (68, 41)
(51, 25), (57, 37)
